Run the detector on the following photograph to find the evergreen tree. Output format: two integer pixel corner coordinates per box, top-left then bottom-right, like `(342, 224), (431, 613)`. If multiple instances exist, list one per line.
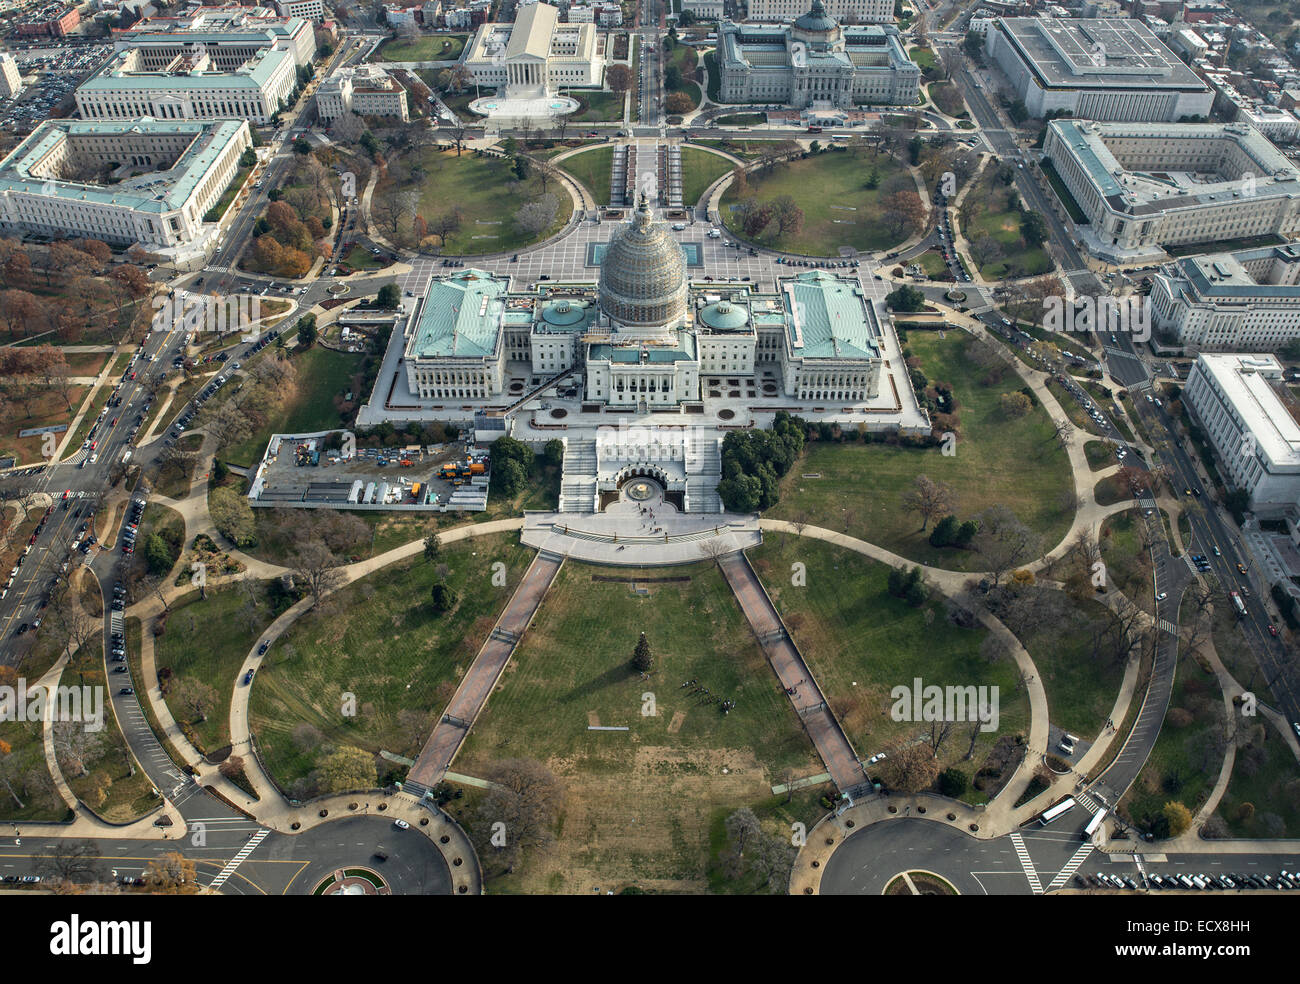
(631, 632), (653, 673)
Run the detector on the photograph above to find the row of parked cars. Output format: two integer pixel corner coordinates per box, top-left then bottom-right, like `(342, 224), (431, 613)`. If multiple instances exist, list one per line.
(119, 497), (145, 559)
(1078, 870), (1300, 891)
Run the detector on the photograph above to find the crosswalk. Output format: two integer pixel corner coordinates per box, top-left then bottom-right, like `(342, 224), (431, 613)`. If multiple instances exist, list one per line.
(1075, 790), (1104, 815)
(1009, 832), (1043, 894)
(207, 829), (269, 891)
(1047, 843), (1094, 891)
(1158, 618), (1178, 636)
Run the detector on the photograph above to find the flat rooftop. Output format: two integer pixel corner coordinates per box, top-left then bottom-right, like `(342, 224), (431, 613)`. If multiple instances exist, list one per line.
(1195, 353), (1300, 470)
(0, 118), (247, 213)
(997, 17), (1207, 91)
(1048, 120), (1300, 215)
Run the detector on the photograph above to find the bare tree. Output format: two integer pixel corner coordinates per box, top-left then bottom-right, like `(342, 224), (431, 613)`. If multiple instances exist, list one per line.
(900, 474), (955, 532)
(289, 539), (346, 608)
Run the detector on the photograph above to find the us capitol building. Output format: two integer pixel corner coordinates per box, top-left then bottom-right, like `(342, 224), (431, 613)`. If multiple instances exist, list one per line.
(400, 195), (886, 411)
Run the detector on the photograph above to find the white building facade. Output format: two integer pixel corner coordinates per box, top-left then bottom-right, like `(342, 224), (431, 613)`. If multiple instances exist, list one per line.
(1043, 120), (1300, 262)
(745, 0), (893, 23)
(76, 47), (297, 125)
(0, 117), (251, 253)
(317, 66), (409, 121)
(985, 18), (1212, 121)
(1184, 353), (1300, 513)
(463, 2), (603, 93)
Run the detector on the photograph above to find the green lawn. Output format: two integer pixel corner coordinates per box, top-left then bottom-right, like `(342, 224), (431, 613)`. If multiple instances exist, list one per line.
(916, 250), (948, 278)
(666, 42), (701, 112)
(453, 557), (821, 893)
(155, 584), (284, 755)
(406, 148), (573, 254)
(1084, 440), (1113, 471)
(1215, 722), (1300, 838)
(750, 538), (1028, 804)
(558, 146), (613, 205)
(63, 640), (161, 823)
(770, 332), (1075, 568)
(720, 149), (914, 255)
(680, 147), (733, 206)
(563, 89), (623, 122)
(372, 33), (466, 63)
(910, 46), (938, 71)
(249, 533), (532, 793)
(960, 167), (1053, 280)
(713, 113), (766, 127)
(1121, 652), (1224, 836)
(0, 718), (68, 822)
(222, 346), (362, 469)
(1010, 590), (1125, 740)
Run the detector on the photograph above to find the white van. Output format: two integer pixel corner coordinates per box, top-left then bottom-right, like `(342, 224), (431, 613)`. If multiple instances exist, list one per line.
(708, 228), (721, 239)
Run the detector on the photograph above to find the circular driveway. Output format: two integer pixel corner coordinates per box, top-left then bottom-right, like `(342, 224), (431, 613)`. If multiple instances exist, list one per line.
(279, 816), (453, 896)
(821, 819), (1023, 896)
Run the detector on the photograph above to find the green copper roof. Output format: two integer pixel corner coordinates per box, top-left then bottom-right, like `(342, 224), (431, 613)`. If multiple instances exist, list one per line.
(407, 269), (509, 360)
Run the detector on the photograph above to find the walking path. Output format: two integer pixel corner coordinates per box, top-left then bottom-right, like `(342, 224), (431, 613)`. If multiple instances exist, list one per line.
(717, 550), (865, 791)
(405, 550), (563, 790)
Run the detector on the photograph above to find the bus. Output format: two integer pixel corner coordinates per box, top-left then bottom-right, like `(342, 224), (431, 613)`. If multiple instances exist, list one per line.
(1082, 808), (1108, 841)
(1231, 591), (1247, 618)
(1040, 797), (1076, 825)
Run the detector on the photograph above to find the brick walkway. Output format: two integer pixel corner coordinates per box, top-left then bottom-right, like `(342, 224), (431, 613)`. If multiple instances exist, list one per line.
(406, 550), (564, 788)
(717, 551), (866, 792)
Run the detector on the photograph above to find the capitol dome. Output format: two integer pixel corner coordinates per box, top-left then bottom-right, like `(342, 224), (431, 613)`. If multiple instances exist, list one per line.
(598, 193), (689, 328)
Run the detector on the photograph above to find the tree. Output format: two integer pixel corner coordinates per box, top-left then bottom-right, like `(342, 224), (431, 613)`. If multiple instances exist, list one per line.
(631, 632), (653, 673)
(296, 313), (318, 348)
(885, 284), (925, 312)
(430, 578), (458, 614)
(173, 677), (219, 724)
(37, 839), (101, 884)
(881, 189), (926, 237)
(1162, 800), (1193, 838)
(423, 531), (441, 564)
(514, 194), (559, 238)
(900, 474), (955, 531)
(471, 758), (565, 874)
(289, 539), (345, 607)
(144, 852), (200, 894)
(377, 283), (401, 309)
(543, 439), (564, 469)
(880, 741), (939, 793)
(492, 457), (528, 498)
(665, 91), (693, 114)
(772, 195), (805, 237)
(319, 745), (377, 792)
(999, 392), (1032, 418)
(209, 486), (258, 547)
(1020, 210), (1048, 247)
(724, 807), (762, 856)
(937, 767), (968, 797)
(144, 533), (172, 577)
(973, 505), (1041, 586)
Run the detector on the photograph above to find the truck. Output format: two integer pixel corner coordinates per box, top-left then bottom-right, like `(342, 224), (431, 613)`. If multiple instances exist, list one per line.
(1230, 591), (1247, 618)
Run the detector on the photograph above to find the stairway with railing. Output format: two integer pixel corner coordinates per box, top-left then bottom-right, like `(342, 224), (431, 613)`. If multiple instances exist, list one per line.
(685, 432), (722, 513)
(558, 437), (598, 513)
